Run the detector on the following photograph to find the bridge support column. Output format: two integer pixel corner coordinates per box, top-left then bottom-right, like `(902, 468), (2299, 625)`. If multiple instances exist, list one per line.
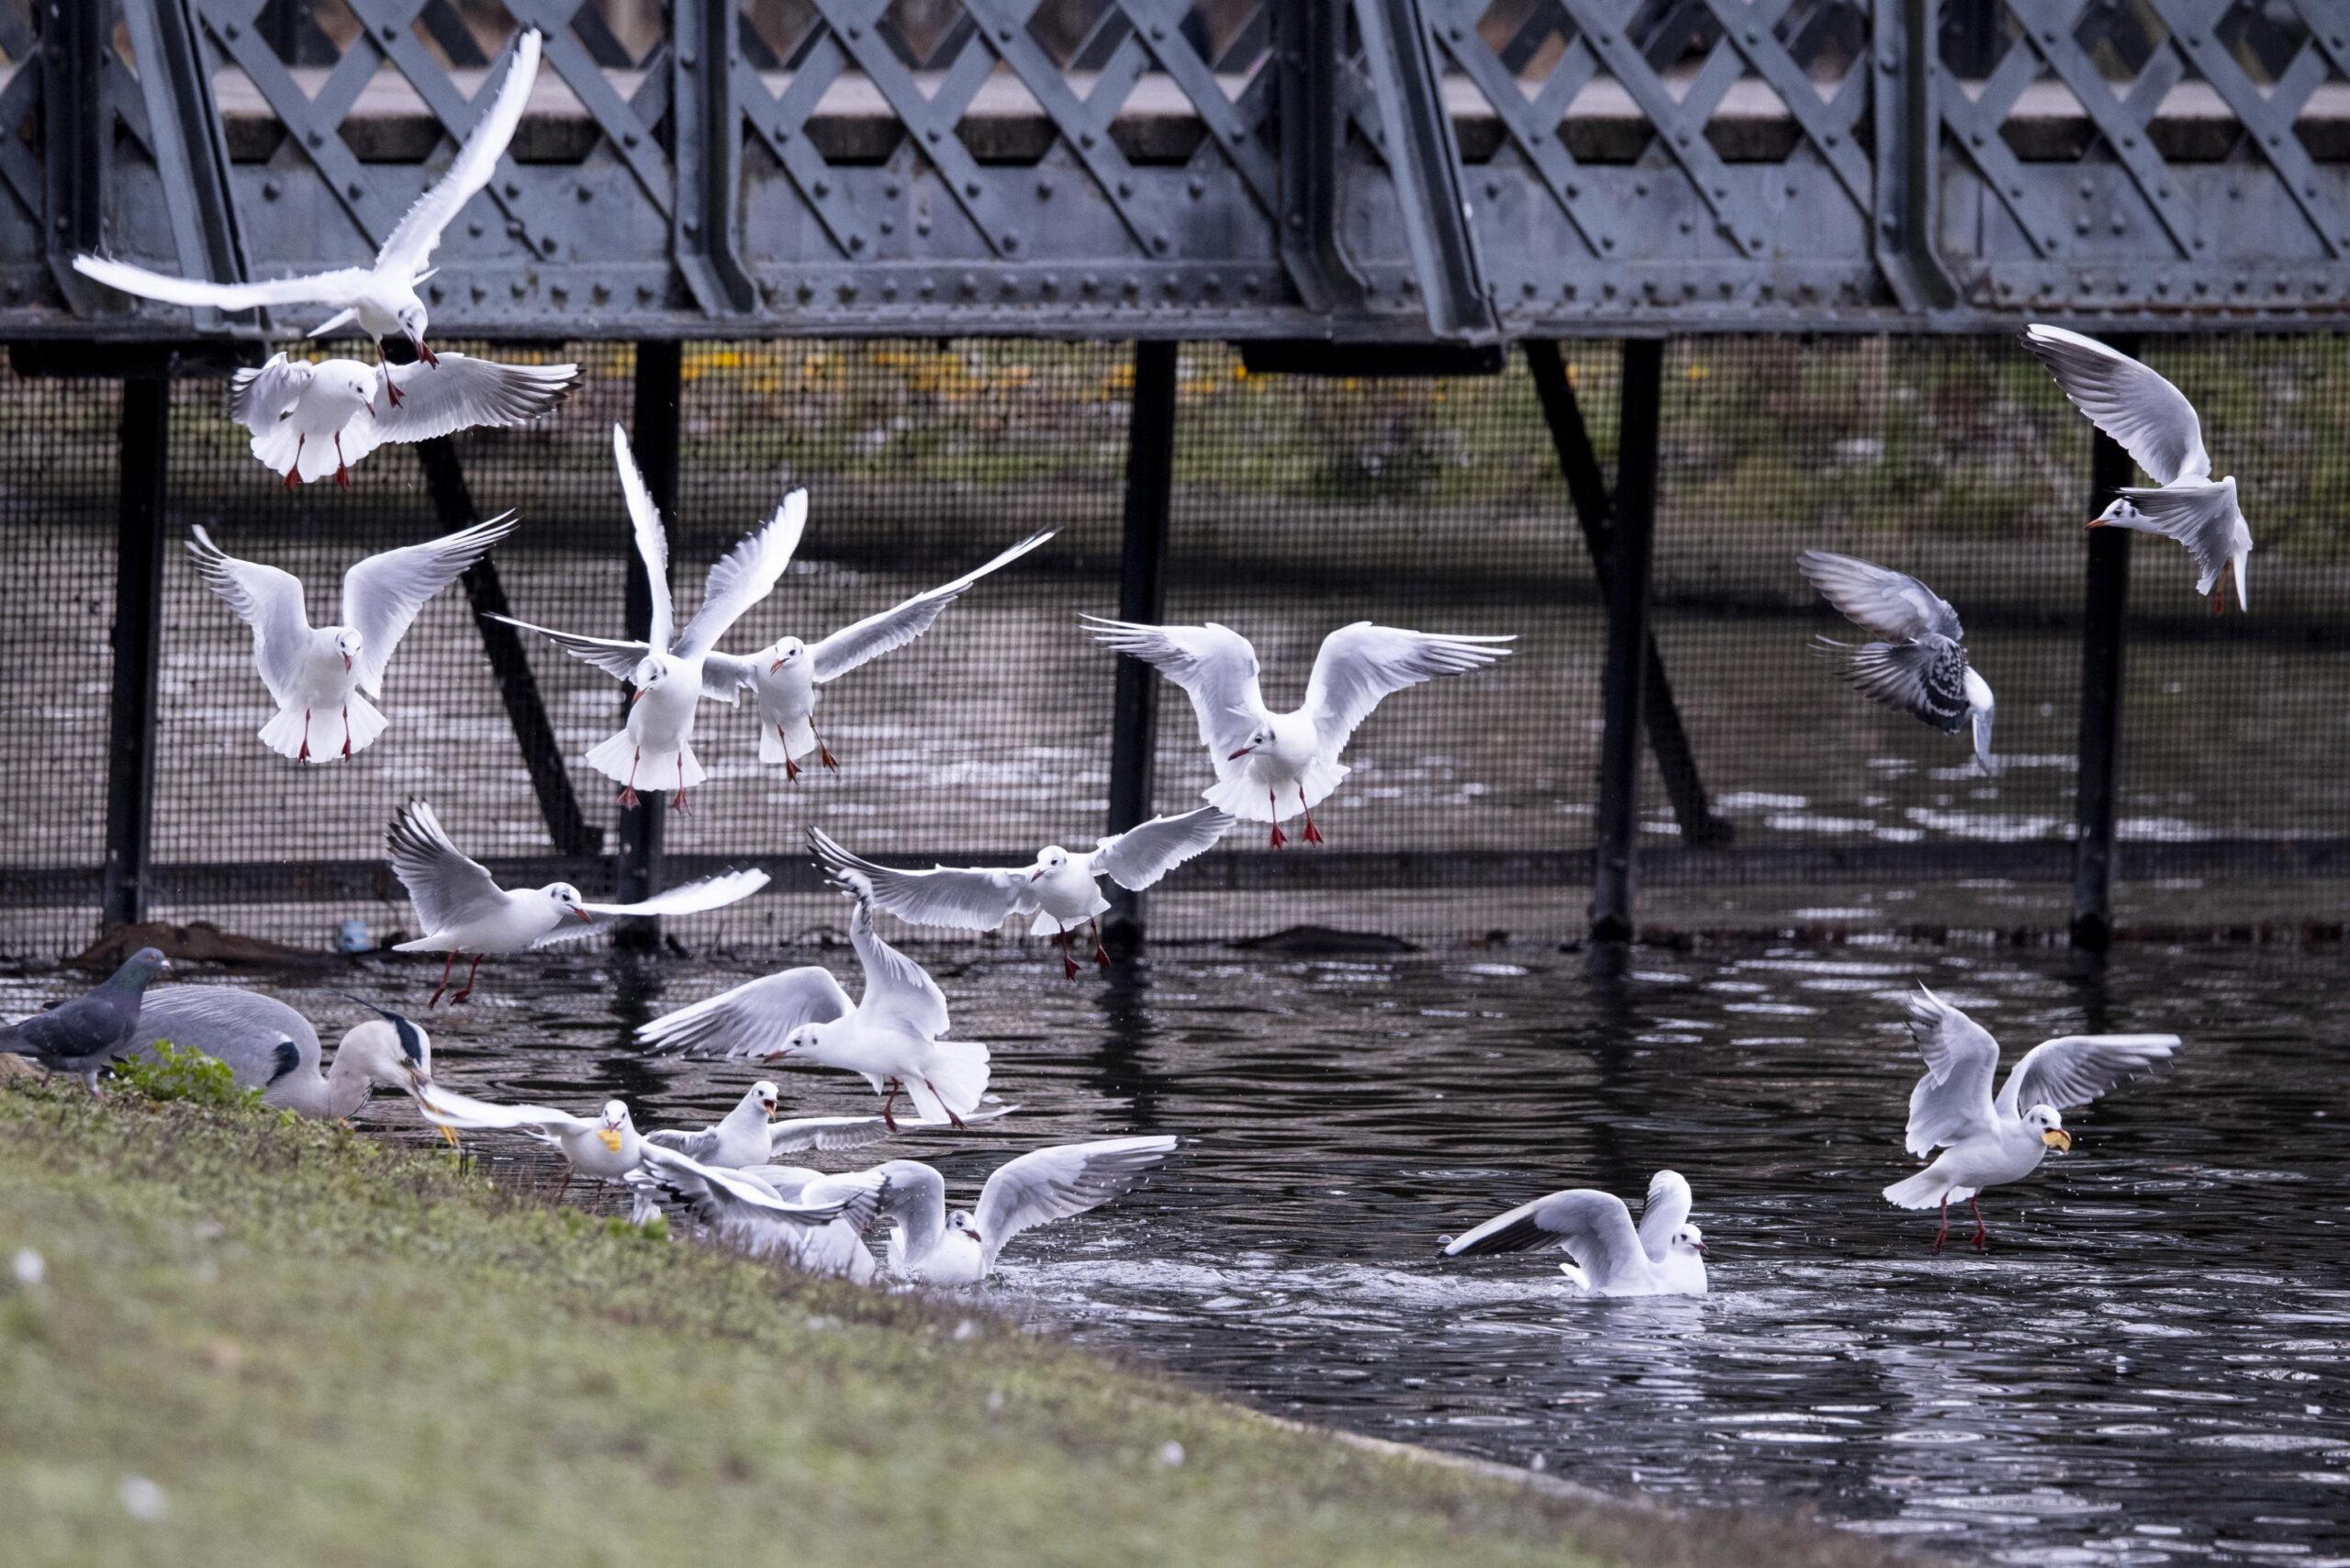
(1590, 341), (1664, 943)
(1104, 340), (1179, 950)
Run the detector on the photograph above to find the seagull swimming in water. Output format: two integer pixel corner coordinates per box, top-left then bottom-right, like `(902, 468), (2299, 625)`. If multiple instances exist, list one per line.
(72, 30), (543, 368)
(1797, 550), (1994, 776)
(1883, 987), (2180, 1252)
(857, 1136), (1181, 1286)
(1440, 1170), (1708, 1297)
(229, 352), (576, 487)
(2023, 323), (2254, 612)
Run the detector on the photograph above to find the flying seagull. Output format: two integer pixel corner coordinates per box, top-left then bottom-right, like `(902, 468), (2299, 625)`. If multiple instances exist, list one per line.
(72, 30), (543, 365)
(643, 1081), (1014, 1169)
(809, 810), (1233, 977)
(1884, 987), (2179, 1252)
(229, 352), (576, 487)
(1796, 550), (1995, 776)
(1, 948), (171, 1095)
(495, 425), (805, 811)
(2023, 323), (2254, 612)
(859, 1136), (1181, 1285)
(385, 799), (768, 1004)
(190, 516), (518, 763)
(1082, 617), (1514, 846)
(1441, 1170), (1708, 1297)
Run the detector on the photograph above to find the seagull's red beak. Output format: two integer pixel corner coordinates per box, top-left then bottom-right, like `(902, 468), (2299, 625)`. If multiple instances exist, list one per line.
(1029, 868), (1046, 881)
(410, 333), (438, 368)
(629, 687), (644, 704)
(1227, 745), (1255, 759)
(768, 656), (785, 673)
(574, 906), (593, 923)
(342, 653), (352, 670)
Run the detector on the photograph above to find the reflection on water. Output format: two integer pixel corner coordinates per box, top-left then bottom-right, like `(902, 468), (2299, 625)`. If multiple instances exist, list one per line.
(12, 940), (2345, 1562)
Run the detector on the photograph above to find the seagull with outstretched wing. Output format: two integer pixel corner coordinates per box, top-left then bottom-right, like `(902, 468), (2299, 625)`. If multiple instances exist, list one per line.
(1441, 1170), (1708, 1297)
(226, 351), (576, 487)
(1796, 550), (1995, 776)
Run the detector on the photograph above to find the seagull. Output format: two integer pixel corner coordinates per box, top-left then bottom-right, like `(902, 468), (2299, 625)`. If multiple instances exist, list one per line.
(1440, 1170), (1708, 1297)
(1796, 550), (1995, 775)
(627, 1148), (888, 1280)
(859, 1136), (1181, 1285)
(385, 798), (769, 1005)
(0, 948), (170, 1095)
(700, 531), (1054, 779)
(1082, 617), (1515, 846)
(1883, 987), (2181, 1252)
(809, 810), (1232, 978)
(2023, 323), (2254, 612)
(127, 988), (442, 1128)
(72, 30), (543, 365)
(634, 874), (988, 1130)
(189, 516), (518, 763)
(643, 1081), (1017, 1170)
(229, 352), (576, 487)
(494, 425), (805, 811)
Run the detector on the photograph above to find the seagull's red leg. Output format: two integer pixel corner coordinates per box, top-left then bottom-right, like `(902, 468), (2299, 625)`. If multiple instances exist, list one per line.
(285, 434), (305, 488)
(297, 709), (311, 763)
(341, 705), (352, 758)
(617, 747), (642, 809)
(780, 728), (800, 782)
(1300, 785), (1324, 846)
(428, 950), (457, 1007)
(671, 755), (689, 813)
(1931, 1199), (1949, 1254)
(878, 1080), (902, 1131)
(1970, 1198), (1989, 1251)
(1091, 917), (1110, 969)
(923, 1081), (968, 1130)
(333, 431), (351, 487)
(1267, 790), (1287, 849)
(385, 375), (403, 409)
(451, 954), (484, 1004)
(1058, 927), (1080, 980)
(812, 722), (839, 771)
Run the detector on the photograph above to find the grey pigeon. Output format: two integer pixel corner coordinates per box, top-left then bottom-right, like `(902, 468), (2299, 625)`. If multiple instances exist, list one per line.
(2, 947), (171, 1095)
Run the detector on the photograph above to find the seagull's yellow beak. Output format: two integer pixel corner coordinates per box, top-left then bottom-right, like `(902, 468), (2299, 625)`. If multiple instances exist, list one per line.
(599, 1129), (624, 1153)
(438, 1124), (460, 1148)
(2042, 1127), (2072, 1152)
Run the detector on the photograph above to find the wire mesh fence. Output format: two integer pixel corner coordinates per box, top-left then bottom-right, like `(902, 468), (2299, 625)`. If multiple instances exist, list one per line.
(2, 332), (2344, 962)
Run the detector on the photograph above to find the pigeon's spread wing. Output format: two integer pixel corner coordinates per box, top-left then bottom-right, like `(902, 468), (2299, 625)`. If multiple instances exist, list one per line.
(809, 531), (1054, 683)
(227, 353), (315, 434)
(972, 1136), (1178, 1268)
(1303, 623), (1516, 754)
(611, 424), (673, 653)
(634, 968), (854, 1058)
(386, 800), (507, 935)
(809, 828), (1030, 931)
(74, 255), (375, 314)
(1796, 551), (1962, 642)
(1819, 635), (1972, 734)
(1636, 1170), (1694, 1263)
(1091, 807), (1234, 892)
(344, 355), (576, 465)
(1080, 617), (1270, 766)
(2109, 483), (2245, 599)
(1998, 1034), (2181, 1120)
(339, 514), (518, 695)
(487, 614), (651, 683)
(676, 492), (805, 659)
(1442, 1189), (1649, 1290)
(375, 31), (543, 274)
(2023, 324), (2210, 486)
(1900, 987), (2004, 1156)
(845, 896), (952, 1039)
(187, 527), (312, 707)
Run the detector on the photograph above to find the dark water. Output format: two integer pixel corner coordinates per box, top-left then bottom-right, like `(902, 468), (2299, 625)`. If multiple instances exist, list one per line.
(14, 940), (2347, 1562)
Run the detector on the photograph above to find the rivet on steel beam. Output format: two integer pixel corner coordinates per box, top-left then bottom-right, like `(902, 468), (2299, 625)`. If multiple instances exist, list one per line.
(849, 233), (867, 252)
(473, 283), (488, 301)
(680, 49), (696, 66)
(684, 218), (699, 237)
(927, 128), (942, 142)
(506, 180), (520, 198)
(577, 185), (593, 202)
(1002, 233), (1020, 252)
(879, 218), (895, 235)
(960, 273), (979, 295)
(1037, 178), (1054, 196)
(381, 24), (397, 41)
(308, 129), (324, 147)
(1080, 131), (1096, 148)
(1151, 25), (1166, 39)
(881, 282), (897, 299)
(550, 284), (568, 303)
(1040, 274), (1057, 295)
(885, 181), (901, 198)
(1187, 176), (1203, 197)
(1117, 180), (1133, 197)
(1081, 274), (1099, 293)
(814, 178), (830, 196)
(839, 283), (857, 301)
(998, 26), (1011, 40)
(263, 178), (282, 200)
(797, 283), (815, 301)
(224, 20), (239, 38)
(919, 279), (936, 298)
(846, 25), (860, 39)
(637, 282), (655, 301)
(624, 130), (641, 147)
(964, 182), (980, 197)
(1152, 233), (1169, 252)
(347, 181), (363, 198)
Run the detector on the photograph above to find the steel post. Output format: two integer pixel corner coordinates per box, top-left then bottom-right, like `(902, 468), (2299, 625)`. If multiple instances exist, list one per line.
(1590, 340), (1663, 942)
(2072, 336), (2140, 951)
(101, 377), (168, 929)
(616, 342), (682, 943)
(1104, 340), (1179, 944)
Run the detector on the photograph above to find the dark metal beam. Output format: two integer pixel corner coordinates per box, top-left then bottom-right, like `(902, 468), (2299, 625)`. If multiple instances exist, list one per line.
(101, 377), (168, 929)
(669, 0), (755, 315)
(2072, 338), (2140, 953)
(1104, 340), (1179, 945)
(1275, 0), (1354, 316)
(39, 0), (106, 313)
(118, 0), (249, 327)
(1590, 340), (1663, 943)
(616, 341), (683, 945)
(1525, 341), (1729, 849)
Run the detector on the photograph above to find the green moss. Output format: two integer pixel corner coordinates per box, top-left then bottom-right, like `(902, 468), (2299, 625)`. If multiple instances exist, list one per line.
(108, 1042), (263, 1111)
(0, 1081), (1904, 1568)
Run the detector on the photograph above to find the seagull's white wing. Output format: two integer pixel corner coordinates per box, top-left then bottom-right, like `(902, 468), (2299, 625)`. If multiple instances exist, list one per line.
(1091, 807), (1234, 892)
(641, 1125), (722, 1160)
(574, 868), (769, 923)
(676, 492), (805, 660)
(1795, 550), (1963, 641)
(487, 613), (649, 683)
(375, 30), (543, 275)
(1441, 1189), (1649, 1289)
(633, 1144), (861, 1230)
(972, 1136), (1178, 1269)
(1818, 635), (1973, 734)
(767, 1102), (1016, 1155)
(339, 513), (518, 696)
(1998, 1034), (2181, 1121)
(809, 531), (1054, 683)
(1080, 616), (1270, 765)
(633, 967), (854, 1058)
(698, 652), (760, 704)
(342, 355), (577, 465)
(808, 828), (1032, 931)
(1635, 1170), (1693, 1264)
(843, 890), (951, 1039)
(416, 1081), (589, 1137)
(1302, 622), (1516, 754)
(611, 424), (673, 653)
(2023, 324), (2210, 485)
(1900, 986), (2004, 1157)
(386, 800), (508, 935)
(2109, 482), (2245, 599)
(73, 255), (374, 313)
(226, 353), (314, 434)
(186, 526), (311, 706)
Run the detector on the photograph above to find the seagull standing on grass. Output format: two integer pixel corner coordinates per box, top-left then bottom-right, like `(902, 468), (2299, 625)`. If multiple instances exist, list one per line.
(128, 989), (445, 1131)
(858, 1137), (1181, 1285)
(1883, 987), (2180, 1252)
(810, 810), (1232, 977)
(703, 531), (1055, 779)
(229, 352), (576, 487)
(634, 874), (990, 1130)
(495, 426), (805, 811)
(2023, 323), (2254, 612)
(385, 799), (769, 1005)
(0, 948), (169, 1096)
(1082, 617), (1515, 846)
(1440, 1170), (1708, 1297)
(1796, 550), (1995, 776)
(190, 517), (518, 763)
(643, 1080), (1015, 1170)
(72, 30), (543, 368)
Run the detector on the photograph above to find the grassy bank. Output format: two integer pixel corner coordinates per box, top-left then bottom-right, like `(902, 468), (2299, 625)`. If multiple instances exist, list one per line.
(0, 1076), (1898, 1568)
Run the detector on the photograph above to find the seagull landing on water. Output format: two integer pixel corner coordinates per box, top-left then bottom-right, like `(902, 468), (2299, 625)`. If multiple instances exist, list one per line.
(700, 531), (1055, 780)
(73, 31), (542, 369)
(1796, 551), (1995, 776)
(856, 1137), (1181, 1286)
(1081, 617), (1515, 848)
(808, 809), (1233, 978)
(190, 517), (517, 764)
(1441, 1170), (1707, 1298)
(1884, 987), (2180, 1253)
(627, 1150), (891, 1281)
(643, 1080), (1014, 1170)
(494, 425), (804, 812)
(385, 799), (768, 1005)
(2023, 323), (2254, 613)
(229, 353), (576, 487)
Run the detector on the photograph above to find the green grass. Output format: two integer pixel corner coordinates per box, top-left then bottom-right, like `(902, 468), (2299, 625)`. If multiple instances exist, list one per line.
(0, 1075), (1910, 1568)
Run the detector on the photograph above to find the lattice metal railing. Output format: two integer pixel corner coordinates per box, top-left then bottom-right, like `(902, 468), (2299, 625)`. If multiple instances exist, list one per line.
(1, 0), (2344, 339)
